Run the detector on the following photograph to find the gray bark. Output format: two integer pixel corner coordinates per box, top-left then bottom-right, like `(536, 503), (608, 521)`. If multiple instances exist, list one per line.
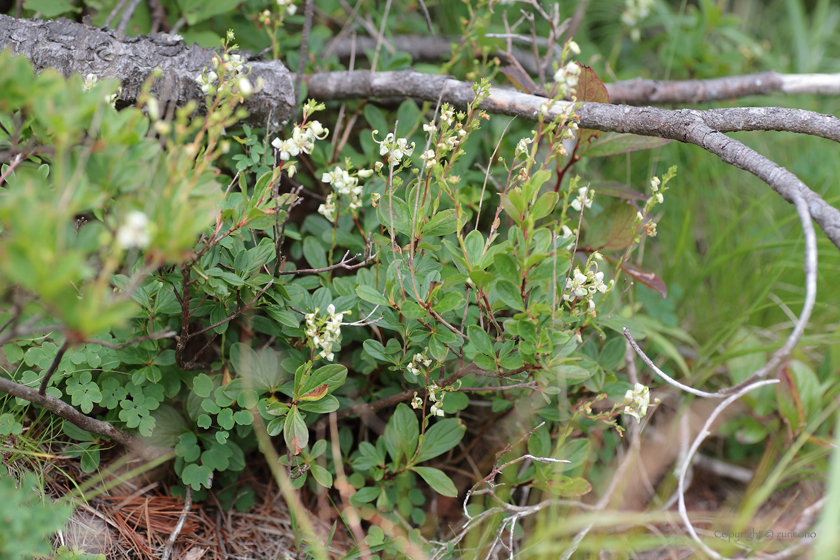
(0, 376), (167, 461)
(0, 14), (295, 129)
(306, 70), (840, 250)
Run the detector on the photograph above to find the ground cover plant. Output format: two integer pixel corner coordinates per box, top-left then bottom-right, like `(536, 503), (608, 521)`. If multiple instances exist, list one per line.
(1, 0), (840, 558)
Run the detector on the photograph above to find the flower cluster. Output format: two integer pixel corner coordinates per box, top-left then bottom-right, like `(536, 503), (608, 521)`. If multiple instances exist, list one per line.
(564, 259), (611, 316)
(554, 61), (581, 92)
(318, 193), (337, 222)
(621, 0), (655, 42)
(635, 167), (677, 238)
(276, 0), (297, 15)
(304, 304), (346, 361)
(195, 69), (218, 94)
(116, 211), (152, 250)
(623, 383), (654, 422)
(321, 165), (372, 215)
(410, 381), (445, 417)
(406, 352), (432, 378)
(272, 121), (328, 163)
(373, 132), (415, 167)
(570, 186), (594, 212)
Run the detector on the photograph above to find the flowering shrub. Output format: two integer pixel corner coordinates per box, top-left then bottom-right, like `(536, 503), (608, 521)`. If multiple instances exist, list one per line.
(0, 24), (679, 558)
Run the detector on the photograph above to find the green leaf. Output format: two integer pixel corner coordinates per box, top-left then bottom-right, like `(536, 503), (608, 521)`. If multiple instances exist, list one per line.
(494, 280), (525, 311)
(385, 403), (419, 466)
(422, 209), (458, 237)
(356, 285), (391, 307)
(463, 230), (485, 268)
(493, 253), (520, 285)
(311, 464), (334, 488)
(229, 343), (286, 393)
(193, 374), (214, 398)
(350, 486), (381, 505)
(467, 325), (495, 358)
(23, 0), (79, 17)
(415, 418), (466, 463)
(181, 463), (213, 491)
(530, 192), (558, 220)
(580, 132), (673, 158)
(363, 340), (393, 363)
(299, 395), (340, 413)
(299, 364), (347, 396)
(433, 291), (463, 314)
(265, 306), (300, 328)
(412, 466), (457, 497)
(284, 406), (308, 455)
(584, 201), (638, 251)
(376, 195), (412, 236)
(302, 237), (328, 270)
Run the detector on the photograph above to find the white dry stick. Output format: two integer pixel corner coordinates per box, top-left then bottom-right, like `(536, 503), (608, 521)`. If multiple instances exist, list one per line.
(676, 379), (779, 560)
(162, 485), (193, 560)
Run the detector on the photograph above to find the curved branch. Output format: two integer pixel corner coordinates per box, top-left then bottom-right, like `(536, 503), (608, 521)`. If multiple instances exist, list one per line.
(0, 376), (166, 461)
(305, 70), (840, 250)
(323, 36), (840, 103)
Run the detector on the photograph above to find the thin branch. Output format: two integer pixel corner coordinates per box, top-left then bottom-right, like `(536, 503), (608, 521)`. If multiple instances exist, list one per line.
(38, 340), (70, 397)
(305, 71), (840, 250)
(89, 330), (177, 350)
(161, 485), (192, 560)
(115, 0), (144, 35)
(185, 281), (273, 340)
(0, 376), (163, 460)
(276, 249), (377, 275)
(676, 379), (779, 559)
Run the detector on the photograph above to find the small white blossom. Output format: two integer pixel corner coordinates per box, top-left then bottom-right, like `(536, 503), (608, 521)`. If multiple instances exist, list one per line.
(411, 392), (423, 409)
(195, 70), (218, 94)
(567, 40), (581, 55)
(430, 401), (445, 417)
(117, 211), (151, 250)
(375, 132), (415, 166)
(515, 136), (533, 157)
(656, 193), (664, 204)
(570, 186), (594, 212)
(650, 176), (661, 192)
(305, 304), (346, 361)
(318, 193), (337, 222)
(238, 77), (253, 95)
(561, 225), (574, 239)
(420, 149), (437, 169)
(277, 0), (297, 14)
(357, 169), (373, 178)
(83, 73), (98, 92)
(623, 383), (651, 422)
(423, 123), (437, 133)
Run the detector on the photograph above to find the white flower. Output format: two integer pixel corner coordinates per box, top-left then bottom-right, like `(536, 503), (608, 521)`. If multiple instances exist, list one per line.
(318, 193), (337, 222)
(83, 73), (98, 92)
(650, 176), (661, 192)
(561, 225), (574, 239)
(117, 211), (151, 250)
(515, 136), (533, 157)
(564, 268), (589, 300)
(272, 137), (291, 161)
(238, 77), (253, 95)
(195, 71), (217, 94)
(623, 383), (651, 422)
(570, 186), (594, 212)
(423, 123), (437, 133)
(420, 149), (436, 169)
(411, 392), (423, 409)
(375, 132), (415, 166)
(656, 193), (664, 204)
(305, 304), (345, 361)
(636, 211), (645, 222)
(430, 401), (445, 417)
(357, 169), (373, 178)
(308, 120), (328, 139)
(222, 53), (247, 75)
(567, 40), (581, 55)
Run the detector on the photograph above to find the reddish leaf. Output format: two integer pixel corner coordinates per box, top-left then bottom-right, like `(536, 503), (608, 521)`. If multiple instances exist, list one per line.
(299, 383), (328, 401)
(620, 262), (668, 298)
(575, 65), (610, 149)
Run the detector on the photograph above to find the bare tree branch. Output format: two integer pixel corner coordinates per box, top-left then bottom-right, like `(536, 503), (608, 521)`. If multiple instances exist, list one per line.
(0, 376), (165, 461)
(0, 14), (295, 128)
(305, 70), (840, 250)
